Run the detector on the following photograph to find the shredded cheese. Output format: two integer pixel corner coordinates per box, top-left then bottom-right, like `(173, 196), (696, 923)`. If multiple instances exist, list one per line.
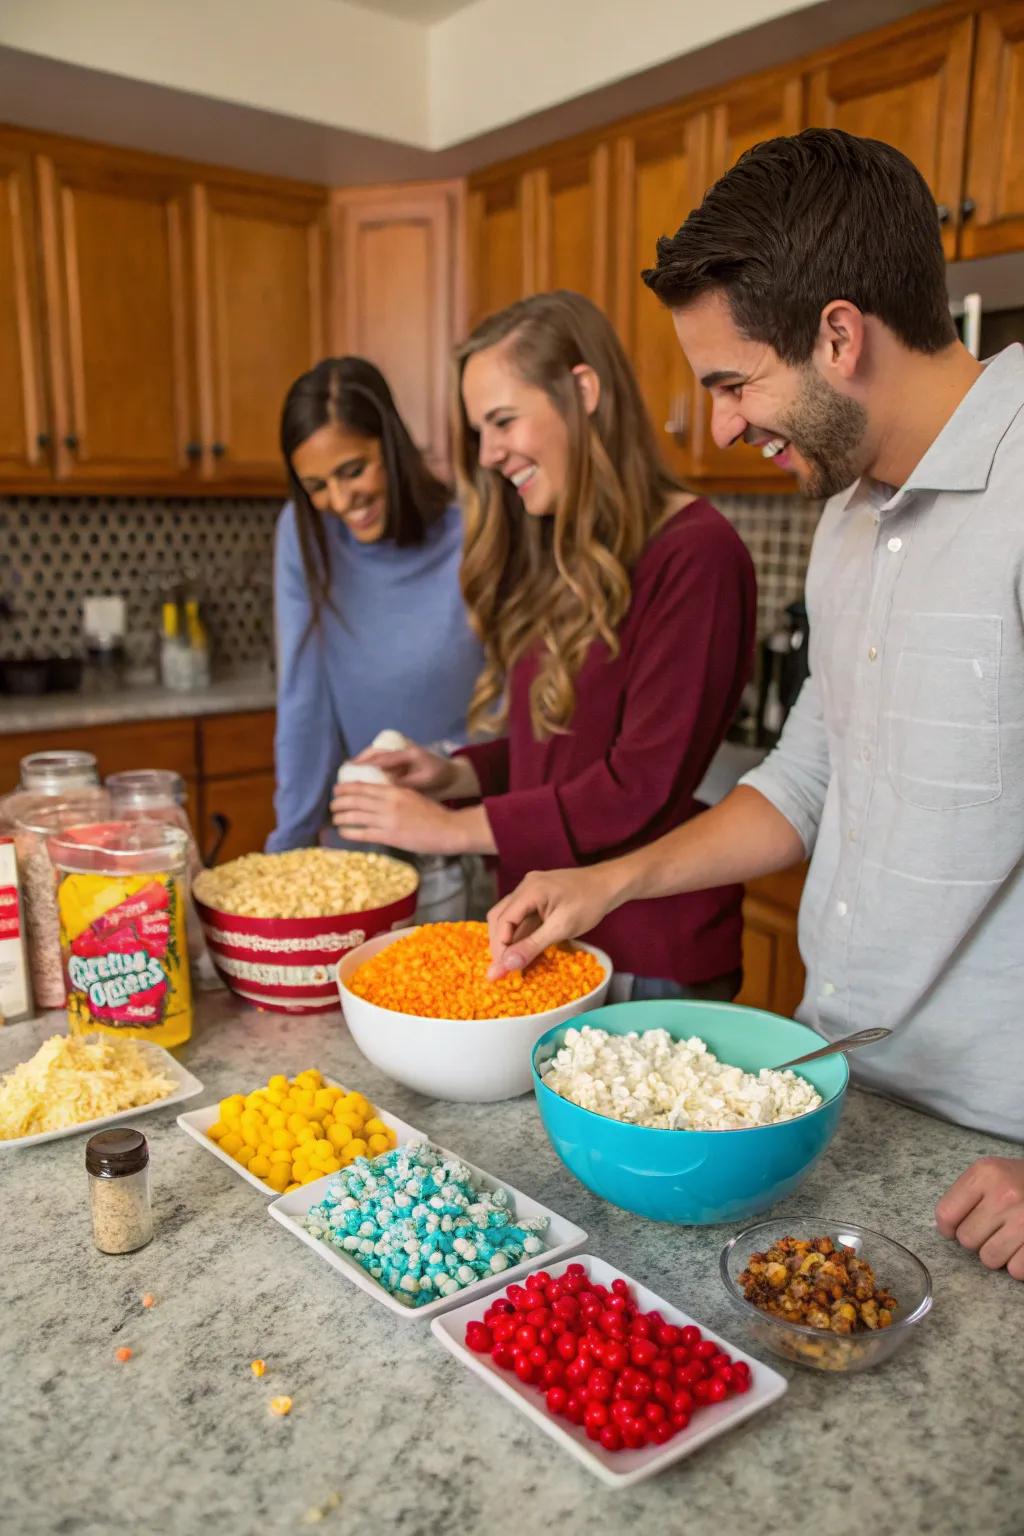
(0, 1033), (176, 1140)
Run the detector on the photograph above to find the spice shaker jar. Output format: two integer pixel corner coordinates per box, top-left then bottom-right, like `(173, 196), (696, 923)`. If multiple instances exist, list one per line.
(9, 788), (112, 1010)
(52, 819), (193, 1048)
(19, 750), (99, 794)
(86, 1128), (154, 1254)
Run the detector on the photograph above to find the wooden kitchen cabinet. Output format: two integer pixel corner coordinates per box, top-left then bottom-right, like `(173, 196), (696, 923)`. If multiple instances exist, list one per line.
(806, 10), (975, 258)
(960, 1), (1024, 256)
(198, 770), (277, 866)
(466, 168), (537, 330)
(36, 140), (199, 486)
(195, 179), (327, 487)
(331, 181), (463, 476)
(0, 717), (199, 796)
(735, 863), (808, 1019)
(0, 144), (49, 484)
(532, 142), (612, 310)
(611, 108), (711, 484)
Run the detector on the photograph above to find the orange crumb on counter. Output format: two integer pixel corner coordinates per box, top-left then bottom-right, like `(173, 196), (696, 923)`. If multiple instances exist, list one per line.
(269, 1395), (293, 1416)
(141, 1293), (155, 1309)
(347, 922), (604, 1020)
(115, 1347), (133, 1362)
(250, 1358), (267, 1377)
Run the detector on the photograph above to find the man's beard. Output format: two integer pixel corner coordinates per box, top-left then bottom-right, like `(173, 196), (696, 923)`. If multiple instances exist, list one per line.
(780, 369), (869, 500)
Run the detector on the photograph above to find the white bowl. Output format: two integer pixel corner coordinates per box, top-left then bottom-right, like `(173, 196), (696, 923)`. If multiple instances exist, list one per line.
(336, 927), (612, 1103)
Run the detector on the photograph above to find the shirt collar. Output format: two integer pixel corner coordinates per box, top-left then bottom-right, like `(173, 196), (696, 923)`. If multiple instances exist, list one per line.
(882, 343), (1024, 508)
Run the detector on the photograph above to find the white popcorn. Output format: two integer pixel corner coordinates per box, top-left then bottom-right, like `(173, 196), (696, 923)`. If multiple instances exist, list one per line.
(540, 1026), (822, 1131)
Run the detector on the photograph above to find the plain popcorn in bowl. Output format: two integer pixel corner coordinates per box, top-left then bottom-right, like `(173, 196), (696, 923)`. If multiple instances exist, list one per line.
(540, 1026), (823, 1130)
(193, 848), (418, 918)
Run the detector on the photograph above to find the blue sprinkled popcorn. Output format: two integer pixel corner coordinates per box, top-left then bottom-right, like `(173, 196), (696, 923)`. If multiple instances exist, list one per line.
(303, 1142), (548, 1306)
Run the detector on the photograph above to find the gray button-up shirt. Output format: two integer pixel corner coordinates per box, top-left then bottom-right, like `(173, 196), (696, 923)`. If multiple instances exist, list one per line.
(743, 344), (1024, 1141)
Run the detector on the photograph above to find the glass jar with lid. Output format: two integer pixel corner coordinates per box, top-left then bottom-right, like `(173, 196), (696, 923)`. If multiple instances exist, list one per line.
(51, 819), (193, 1048)
(19, 751), (99, 794)
(9, 788), (112, 1009)
(106, 771), (204, 962)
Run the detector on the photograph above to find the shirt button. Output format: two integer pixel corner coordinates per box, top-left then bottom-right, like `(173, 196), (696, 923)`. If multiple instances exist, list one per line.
(887, 536), (903, 553)
(836, 900), (848, 917)
(868, 646), (878, 661)
(862, 745), (872, 763)
(848, 827), (858, 843)
(822, 981), (836, 996)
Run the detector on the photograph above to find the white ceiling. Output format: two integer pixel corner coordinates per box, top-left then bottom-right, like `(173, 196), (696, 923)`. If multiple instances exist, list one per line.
(340, 0), (479, 22)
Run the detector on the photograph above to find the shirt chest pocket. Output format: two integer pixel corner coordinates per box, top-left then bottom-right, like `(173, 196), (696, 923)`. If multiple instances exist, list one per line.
(884, 613), (1002, 810)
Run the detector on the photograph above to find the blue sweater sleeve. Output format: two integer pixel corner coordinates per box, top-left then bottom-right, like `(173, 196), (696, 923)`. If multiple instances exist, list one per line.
(266, 504), (343, 852)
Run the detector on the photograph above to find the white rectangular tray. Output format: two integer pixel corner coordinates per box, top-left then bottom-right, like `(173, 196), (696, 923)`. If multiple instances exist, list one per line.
(177, 1079), (426, 1197)
(268, 1152), (587, 1320)
(431, 1253), (787, 1489)
(2, 1036), (203, 1150)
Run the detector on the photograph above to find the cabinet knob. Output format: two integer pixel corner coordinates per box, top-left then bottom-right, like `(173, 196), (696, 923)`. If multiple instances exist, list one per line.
(186, 441), (202, 460)
(663, 395), (689, 446)
(36, 432), (51, 450)
(960, 197), (976, 223)
(211, 441), (227, 459)
(936, 202), (951, 225)
(63, 433), (79, 452)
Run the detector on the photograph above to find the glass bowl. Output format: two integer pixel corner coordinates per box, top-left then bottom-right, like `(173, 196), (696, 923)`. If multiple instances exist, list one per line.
(720, 1216), (933, 1373)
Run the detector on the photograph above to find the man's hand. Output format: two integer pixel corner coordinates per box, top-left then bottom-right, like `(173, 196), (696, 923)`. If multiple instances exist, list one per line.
(935, 1156), (1024, 1279)
(486, 865), (624, 979)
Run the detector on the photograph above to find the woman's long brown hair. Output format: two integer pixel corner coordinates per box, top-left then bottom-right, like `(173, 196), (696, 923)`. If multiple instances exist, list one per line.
(454, 290), (686, 740)
(280, 356), (450, 635)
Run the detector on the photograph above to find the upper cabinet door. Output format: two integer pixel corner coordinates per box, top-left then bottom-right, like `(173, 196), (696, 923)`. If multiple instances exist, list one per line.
(532, 142), (612, 310)
(0, 143), (49, 483)
(332, 182), (463, 478)
(612, 109), (711, 481)
(961, 2), (1024, 257)
(37, 147), (198, 485)
(466, 170), (537, 330)
(694, 72), (805, 487)
(807, 13), (975, 257)
(196, 181), (327, 487)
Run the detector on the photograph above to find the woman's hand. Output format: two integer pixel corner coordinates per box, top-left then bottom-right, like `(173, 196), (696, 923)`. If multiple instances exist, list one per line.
(486, 865), (624, 979)
(935, 1156), (1024, 1280)
(331, 783), (494, 856)
(353, 743), (479, 800)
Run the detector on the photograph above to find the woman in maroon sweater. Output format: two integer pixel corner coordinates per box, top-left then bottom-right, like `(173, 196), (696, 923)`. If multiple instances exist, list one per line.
(332, 290), (756, 999)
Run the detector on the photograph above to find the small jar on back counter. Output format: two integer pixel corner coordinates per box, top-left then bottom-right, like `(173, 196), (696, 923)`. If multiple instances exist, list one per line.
(86, 1128), (154, 1254)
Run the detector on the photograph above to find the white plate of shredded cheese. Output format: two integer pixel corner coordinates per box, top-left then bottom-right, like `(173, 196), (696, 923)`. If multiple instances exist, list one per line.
(0, 1029), (203, 1150)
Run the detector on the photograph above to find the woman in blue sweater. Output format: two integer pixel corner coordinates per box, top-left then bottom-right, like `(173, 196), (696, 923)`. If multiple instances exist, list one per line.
(267, 356), (482, 853)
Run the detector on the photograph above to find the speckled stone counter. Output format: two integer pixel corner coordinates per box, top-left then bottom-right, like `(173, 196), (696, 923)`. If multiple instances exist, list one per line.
(0, 673), (275, 735)
(2, 994), (1021, 1536)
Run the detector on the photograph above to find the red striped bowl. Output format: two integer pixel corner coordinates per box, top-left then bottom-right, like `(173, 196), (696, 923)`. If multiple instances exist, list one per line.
(194, 885), (418, 1014)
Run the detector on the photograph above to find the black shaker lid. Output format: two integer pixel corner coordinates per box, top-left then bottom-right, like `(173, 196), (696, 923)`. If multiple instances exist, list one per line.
(86, 1127), (149, 1177)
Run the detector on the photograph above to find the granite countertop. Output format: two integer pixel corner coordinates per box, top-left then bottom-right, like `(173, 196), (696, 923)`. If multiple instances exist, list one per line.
(3, 994), (1020, 1536)
(0, 673), (276, 734)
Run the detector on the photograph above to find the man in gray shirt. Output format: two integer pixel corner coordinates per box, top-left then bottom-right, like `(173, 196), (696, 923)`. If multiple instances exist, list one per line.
(486, 129), (1024, 1282)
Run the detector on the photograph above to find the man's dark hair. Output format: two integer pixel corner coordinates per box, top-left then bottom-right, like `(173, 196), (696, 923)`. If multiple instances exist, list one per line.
(643, 128), (956, 363)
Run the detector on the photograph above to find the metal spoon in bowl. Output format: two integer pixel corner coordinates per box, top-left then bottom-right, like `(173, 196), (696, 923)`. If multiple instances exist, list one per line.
(776, 1026), (892, 1070)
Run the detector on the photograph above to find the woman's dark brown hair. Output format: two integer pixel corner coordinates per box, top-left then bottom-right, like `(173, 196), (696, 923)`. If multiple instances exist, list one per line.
(281, 356), (450, 632)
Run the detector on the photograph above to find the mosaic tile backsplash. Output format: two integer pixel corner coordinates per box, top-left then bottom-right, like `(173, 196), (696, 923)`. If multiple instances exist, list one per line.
(0, 492), (819, 664)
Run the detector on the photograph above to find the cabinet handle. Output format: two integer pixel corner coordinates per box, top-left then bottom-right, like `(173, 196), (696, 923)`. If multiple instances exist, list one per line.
(663, 396), (689, 446)
(936, 202), (950, 225)
(960, 197), (976, 223)
(204, 812), (230, 867)
(211, 441), (227, 458)
(185, 441), (202, 460)
(36, 432), (51, 450)
(63, 433), (79, 452)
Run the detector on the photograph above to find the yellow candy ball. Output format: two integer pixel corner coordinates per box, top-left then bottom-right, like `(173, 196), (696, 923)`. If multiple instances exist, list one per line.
(272, 1128), (296, 1152)
(343, 1138), (368, 1162)
(249, 1154), (272, 1178)
(363, 1117), (387, 1137)
(219, 1132), (244, 1156)
(268, 1074), (289, 1093)
(327, 1122), (352, 1151)
(235, 1145), (255, 1166)
(296, 1126), (317, 1145)
(206, 1121), (228, 1142)
(367, 1133), (389, 1156)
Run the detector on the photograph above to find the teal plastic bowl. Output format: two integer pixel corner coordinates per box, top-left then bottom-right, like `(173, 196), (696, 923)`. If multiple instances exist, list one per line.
(531, 1001), (848, 1226)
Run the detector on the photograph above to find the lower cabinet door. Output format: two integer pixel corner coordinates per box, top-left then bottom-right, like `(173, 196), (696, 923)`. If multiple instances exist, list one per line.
(200, 771), (276, 864)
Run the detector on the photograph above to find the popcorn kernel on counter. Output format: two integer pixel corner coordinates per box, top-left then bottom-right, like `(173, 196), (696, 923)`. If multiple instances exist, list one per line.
(347, 922), (604, 1020)
(304, 1142), (547, 1307)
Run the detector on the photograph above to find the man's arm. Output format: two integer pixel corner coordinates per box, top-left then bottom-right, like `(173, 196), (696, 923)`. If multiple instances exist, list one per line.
(488, 669), (832, 975)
